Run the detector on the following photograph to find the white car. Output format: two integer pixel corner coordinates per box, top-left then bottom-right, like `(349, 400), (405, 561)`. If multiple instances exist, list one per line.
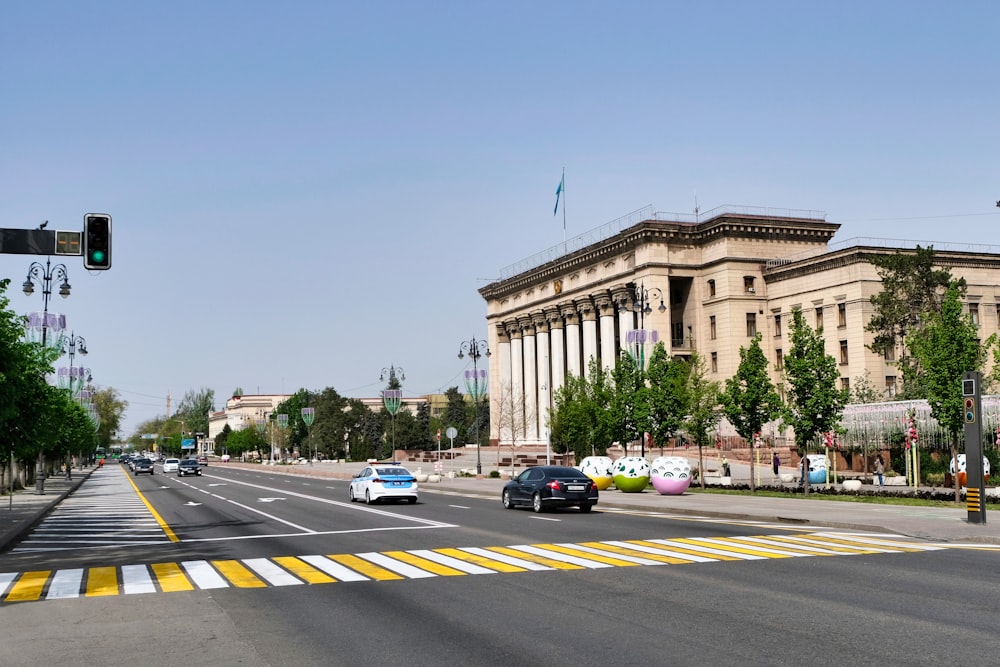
(349, 463), (419, 504)
(162, 458), (180, 473)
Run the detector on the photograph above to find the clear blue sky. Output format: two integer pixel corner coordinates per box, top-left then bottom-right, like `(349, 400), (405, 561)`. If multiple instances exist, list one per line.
(1, 1), (998, 436)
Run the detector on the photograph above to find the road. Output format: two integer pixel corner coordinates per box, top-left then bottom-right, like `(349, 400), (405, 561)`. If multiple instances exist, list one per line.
(0, 463), (997, 666)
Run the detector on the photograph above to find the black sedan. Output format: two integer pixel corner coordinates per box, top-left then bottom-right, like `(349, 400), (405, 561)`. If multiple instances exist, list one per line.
(132, 457), (154, 475)
(501, 466), (599, 513)
(178, 459), (202, 477)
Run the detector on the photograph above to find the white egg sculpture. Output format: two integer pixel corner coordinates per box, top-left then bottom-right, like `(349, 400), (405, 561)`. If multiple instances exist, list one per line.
(650, 456), (692, 495)
(579, 456), (614, 490)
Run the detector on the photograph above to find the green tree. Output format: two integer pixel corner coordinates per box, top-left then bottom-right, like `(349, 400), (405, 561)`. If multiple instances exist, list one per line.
(90, 386), (128, 448)
(275, 389), (315, 457)
(781, 309), (849, 494)
(683, 353), (722, 489)
(645, 343), (691, 452)
(443, 387), (468, 443)
(720, 335), (782, 491)
(174, 387), (215, 435)
(610, 352), (644, 454)
(908, 281), (995, 501)
(851, 369), (882, 404)
(550, 372), (597, 462)
(865, 246), (959, 399)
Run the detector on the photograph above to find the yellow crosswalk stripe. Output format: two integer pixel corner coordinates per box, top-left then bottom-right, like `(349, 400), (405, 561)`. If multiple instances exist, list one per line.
(86, 566), (119, 597)
(742, 535), (883, 555)
(579, 542), (694, 565)
(535, 543), (642, 567)
(382, 551), (467, 576)
(151, 562), (194, 592)
(326, 554), (405, 580)
(6, 571), (49, 602)
(271, 557), (337, 584)
(681, 537), (797, 559)
(634, 540), (740, 561)
(433, 548), (527, 573)
(483, 546), (585, 570)
(213, 560), (267, 588)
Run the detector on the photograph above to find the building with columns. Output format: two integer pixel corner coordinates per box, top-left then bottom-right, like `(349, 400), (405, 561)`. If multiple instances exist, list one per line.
(480, 204), (1000, 448)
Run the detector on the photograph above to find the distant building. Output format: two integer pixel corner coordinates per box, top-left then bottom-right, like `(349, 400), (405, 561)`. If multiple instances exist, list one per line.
(480, 204), (1000, 447)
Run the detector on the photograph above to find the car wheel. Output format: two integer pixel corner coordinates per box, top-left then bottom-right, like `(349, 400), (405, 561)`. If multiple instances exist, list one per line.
(365, 489), (373, 504)
(349, 486), (356, 502)
(502, 489), (514, 509)
(579, 504), (593, 513)
(532, 492), (544, 513)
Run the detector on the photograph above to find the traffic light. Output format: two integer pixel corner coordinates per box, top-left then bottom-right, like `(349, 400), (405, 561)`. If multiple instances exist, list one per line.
(83, 213), (112, 270)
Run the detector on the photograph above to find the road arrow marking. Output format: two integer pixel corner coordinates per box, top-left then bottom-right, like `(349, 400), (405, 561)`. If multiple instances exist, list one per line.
(259, 497), (286, 503)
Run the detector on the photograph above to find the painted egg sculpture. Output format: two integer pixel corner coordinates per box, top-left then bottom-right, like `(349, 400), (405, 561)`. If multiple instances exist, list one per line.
(950, 454), (991, 485)
(807, 454), (829, 484)
(612, 456), (650, 493)
(579, 456), (614, 490)
(650, 456), (692, 495)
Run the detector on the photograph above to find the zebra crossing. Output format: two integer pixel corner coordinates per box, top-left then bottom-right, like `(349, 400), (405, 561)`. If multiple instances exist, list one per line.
(10, 468), (176, 553)
(0, 531), (945, 604)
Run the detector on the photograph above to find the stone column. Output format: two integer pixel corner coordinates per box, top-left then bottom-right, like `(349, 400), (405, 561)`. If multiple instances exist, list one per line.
(519, 315), (538, 444)
(577, 297), (597, 380)
(506, 321), (524, 446)
(545, 306), (565, 396)
(613, 285), (636, 355)
(492, 325), (511, 446)
(561, 302), (582, 380)
(596, 291), (617, 371)
(533, 311), (550, 443)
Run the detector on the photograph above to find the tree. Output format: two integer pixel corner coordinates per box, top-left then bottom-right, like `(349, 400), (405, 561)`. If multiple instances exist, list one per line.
(781, 309), (849, 494)
(720, 335), (782, 491)
(908, 281), (995, 501)
(682, 353), (722, 489)
(90, 386), (128, 448)
(865, 246), (959, 399)
(174, 387), (215, 435)
(491, 380), (534, 472)
(550, 372), (596, 462)
(851, 369), (882, 404)
(609, 352), (644, 454)
(645, 343), (691, 453)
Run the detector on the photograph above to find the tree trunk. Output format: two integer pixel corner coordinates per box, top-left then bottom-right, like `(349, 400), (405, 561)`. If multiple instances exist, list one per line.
(698, 445), (705, 489)
(951, 440), (961, 503)
(749, 450), (756, 492)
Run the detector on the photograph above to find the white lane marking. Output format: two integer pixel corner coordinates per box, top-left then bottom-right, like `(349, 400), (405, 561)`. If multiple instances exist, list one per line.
(448, 504), (470, 509)
(529, 516), (561, 522)
(182, 560), (230, 589)
(506, 545), (612, 568)
(556, 543), (663, 565)
(462, 547), (554, 571)
(356, 552), (438, 579)
(299, 555), (370, 582)
(243, 558), (304, 586)
(408, 549), (497, 575)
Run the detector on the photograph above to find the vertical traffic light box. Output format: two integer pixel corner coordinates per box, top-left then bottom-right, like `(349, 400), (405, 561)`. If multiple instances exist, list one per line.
(84, 213), (112, 269)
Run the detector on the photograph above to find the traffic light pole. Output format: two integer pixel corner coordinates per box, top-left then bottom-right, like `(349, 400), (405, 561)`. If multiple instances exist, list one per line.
(963, 371), (987, 524)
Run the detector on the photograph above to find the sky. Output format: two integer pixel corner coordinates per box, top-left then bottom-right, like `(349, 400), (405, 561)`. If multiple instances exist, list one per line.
(1, 1), (998, 436)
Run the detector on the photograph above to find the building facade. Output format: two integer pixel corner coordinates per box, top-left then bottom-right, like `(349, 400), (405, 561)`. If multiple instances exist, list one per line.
(479, 205), (1000, 447)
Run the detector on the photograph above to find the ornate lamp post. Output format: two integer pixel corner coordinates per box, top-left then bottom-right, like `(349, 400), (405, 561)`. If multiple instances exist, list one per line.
(23, 257), (71, 348)
(458, 337), (490, 476)
(23, 257), (72, 494)
(380, 366), (405, 457)
(629, 283), (664, 458)
(57, 332), (90, 395)
(277, 413), (289, 463)
(302, 407), (315, 464)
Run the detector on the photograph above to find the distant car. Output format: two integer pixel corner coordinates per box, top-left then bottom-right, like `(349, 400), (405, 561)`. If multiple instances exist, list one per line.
(162, 458), (180, 473)
(133, 457), (155, 475)
(197, 455), (208, 465)
(220, 454), (230, 463)
(349, 463), (418, 504)
(501, 465), (599, 513)
(178, 459), (202, 477)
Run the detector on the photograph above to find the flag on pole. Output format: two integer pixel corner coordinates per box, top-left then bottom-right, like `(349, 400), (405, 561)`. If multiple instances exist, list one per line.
(553, 172), (564, 216)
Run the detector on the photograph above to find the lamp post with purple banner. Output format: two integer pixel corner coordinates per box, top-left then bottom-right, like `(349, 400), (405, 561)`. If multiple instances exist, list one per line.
(629, 282), (664, 457)
(301, 407), (315, 464)
(380, 366), (405, 457)
(458, 337), (490, 476)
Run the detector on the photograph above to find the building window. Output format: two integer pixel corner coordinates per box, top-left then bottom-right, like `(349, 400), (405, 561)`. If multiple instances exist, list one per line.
(746, 313), (757, 337)
(744, 276), (756, 294)
(884, 343), (896, 362)
(970, 303), (980, 326)
(840, 340), (848, 365)
(774, 314), (782, 338)
(710, 315), (717, 340)
(838, 303), (846, 327)
(711, 352), (718, 373)
(885, 376), (897, 399)
(775, 348), (783, 371)
(815, 307), (823, 330)
(841, 377), (850, 392)
(708, 279), (716, 297)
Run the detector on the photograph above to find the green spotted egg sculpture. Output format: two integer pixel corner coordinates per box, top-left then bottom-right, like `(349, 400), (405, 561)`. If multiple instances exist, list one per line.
(612, 456), (650, 493)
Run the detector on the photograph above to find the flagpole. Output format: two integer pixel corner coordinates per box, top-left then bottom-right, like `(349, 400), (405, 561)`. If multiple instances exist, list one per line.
(561, 166), (566, 248)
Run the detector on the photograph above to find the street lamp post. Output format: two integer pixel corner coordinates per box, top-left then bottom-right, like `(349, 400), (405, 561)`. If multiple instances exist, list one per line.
(458, 337), (490, 476)
(23, 257), (72, 495)
(301, 407), (315, 464)
(629, 282), (665, 458)
(380, 366), (405, 458)
(277, 414), (289, 462)
(58, 332), (89, 396)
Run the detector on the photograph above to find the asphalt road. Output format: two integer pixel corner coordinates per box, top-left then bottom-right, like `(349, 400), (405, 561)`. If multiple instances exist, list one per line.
(1, 464), (997, 666)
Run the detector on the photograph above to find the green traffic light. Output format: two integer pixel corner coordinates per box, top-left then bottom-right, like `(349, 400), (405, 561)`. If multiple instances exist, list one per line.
(91, 250), (106, 263)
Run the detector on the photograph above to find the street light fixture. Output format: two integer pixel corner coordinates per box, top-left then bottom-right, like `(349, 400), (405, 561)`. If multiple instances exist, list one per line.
(458, 337), (490, 476)
(23, 257), (71, 347)
(629, 282), (664, 458)
(277, 413), (289, 463)
(380, 366), (405, 457)
(301, 407), (316, 464)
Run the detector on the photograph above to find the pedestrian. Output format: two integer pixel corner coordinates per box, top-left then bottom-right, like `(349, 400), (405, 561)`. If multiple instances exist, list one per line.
(721, 455), (731, 477)
(874, 456), (885, 487)
(772, 452), (780, 478)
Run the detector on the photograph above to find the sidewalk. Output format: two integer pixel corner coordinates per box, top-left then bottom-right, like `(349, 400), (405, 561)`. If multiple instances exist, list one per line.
(0, 465), (96, 554)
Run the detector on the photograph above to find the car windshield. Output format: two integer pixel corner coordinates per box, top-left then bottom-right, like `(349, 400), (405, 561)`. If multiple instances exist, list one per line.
(544, 467), (588, 479)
